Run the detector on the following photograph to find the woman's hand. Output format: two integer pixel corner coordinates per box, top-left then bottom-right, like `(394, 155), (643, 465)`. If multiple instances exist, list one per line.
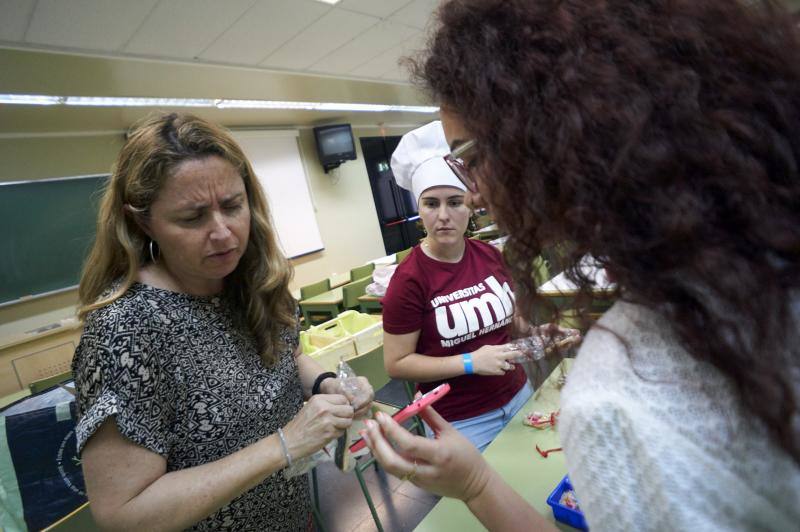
(281, 394), (354, 460)
(361, 394), (557, 532)
(360, 403), (494, 502)
(321, 376), (375, 419)
(534, 323), (582, 352)
(470, 343), (519, 376)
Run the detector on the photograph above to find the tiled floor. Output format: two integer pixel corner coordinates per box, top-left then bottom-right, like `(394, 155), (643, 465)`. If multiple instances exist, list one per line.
(313, 458), (440, 531)
(312, 379), (441, 531)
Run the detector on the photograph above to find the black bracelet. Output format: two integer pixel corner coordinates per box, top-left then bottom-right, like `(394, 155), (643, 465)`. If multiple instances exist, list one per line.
(312, 372), (337, 395)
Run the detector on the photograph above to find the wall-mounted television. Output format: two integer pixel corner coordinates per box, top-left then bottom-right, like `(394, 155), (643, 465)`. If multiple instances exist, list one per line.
(313, 124), (357, 173)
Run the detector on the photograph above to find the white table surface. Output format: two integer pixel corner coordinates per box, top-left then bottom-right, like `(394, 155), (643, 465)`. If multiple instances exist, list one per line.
(473, 222), (498, 234)
(538, 256), (614, 295)
(368, 253), (397, 266)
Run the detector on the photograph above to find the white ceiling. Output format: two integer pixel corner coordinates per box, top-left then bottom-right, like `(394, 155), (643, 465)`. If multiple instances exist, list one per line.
(0, 0), (439, 84)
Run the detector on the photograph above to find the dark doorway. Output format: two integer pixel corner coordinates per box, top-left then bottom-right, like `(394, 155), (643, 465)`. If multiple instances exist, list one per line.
(360, 136), (425, 254)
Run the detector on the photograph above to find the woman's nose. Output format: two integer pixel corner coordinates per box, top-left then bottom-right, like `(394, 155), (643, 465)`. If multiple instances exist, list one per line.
(209, 211), (232, 240)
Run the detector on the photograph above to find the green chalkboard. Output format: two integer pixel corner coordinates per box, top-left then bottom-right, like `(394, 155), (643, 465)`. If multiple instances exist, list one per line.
(0, 174), (109, 306)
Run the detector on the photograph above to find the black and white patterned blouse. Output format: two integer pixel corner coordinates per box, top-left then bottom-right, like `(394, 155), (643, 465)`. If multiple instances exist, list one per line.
(72, 282), (310, 531)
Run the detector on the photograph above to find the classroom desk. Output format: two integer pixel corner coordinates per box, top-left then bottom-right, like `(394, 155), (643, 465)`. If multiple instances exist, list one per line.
(538, 257), (616, 313)
(474, 222), (497, 233)
(299, 286), (344, 325)
(472, 223), (501, 241)
(0, 319), (83, 396)
(329, 271), (351, 289)
(539, 268), (613, 296)
(357, 294), (382, 314)
(416, 359), (577, 531)
(292, 272), (352, 300)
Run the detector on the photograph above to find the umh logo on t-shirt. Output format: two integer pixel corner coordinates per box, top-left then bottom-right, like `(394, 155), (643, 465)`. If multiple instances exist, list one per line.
(432, 275), (515, 347)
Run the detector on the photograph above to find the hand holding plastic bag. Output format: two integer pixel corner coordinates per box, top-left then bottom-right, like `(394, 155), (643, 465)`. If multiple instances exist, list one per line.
(334, 360), (374, 419)
(509, 325), (581, 363)
(283, 361), (374, 477)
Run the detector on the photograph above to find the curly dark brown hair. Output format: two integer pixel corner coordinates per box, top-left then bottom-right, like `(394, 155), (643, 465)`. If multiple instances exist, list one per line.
(414, 0), (800, 464)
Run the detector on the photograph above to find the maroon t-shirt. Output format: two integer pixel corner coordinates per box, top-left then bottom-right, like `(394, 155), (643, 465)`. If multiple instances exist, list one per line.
(381, 239), (526, 421)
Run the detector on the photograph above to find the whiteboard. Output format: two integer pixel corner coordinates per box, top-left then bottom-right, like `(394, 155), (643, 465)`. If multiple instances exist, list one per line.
(232, 131), (324, 259)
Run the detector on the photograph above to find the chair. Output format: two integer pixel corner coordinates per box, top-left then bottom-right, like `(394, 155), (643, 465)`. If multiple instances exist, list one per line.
(539, 242), (574, 278)
(357, 294), (383, 315)
(346, 346), (424, 531)
(300, 278), (331, 300)
(29, 370), (73, 394)
(349, 262), (375, 282)
(533, 255), (551, 287)
(341, 276), (372, 310)
(300, 279), (334, 326)
(395, 247), (412, 263)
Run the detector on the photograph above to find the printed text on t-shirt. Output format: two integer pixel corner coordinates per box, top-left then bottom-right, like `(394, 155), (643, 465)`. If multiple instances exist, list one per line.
(433, 275), (515, 347)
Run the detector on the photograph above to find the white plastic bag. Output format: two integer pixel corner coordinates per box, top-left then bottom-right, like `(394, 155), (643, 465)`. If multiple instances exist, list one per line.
(365, 264), (398, 297)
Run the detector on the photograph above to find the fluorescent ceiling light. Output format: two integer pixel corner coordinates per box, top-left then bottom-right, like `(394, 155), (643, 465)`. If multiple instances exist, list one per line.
(65, 96), (214, 107)
(0, 94), (439, 113)
(215, 99), (321, 110)
(0, 94), (62, 105)
(313, 0), (342, 4)
(317, 102), (392, 112)
(386, 105), (440, 113)
(216, 100), (438, 113)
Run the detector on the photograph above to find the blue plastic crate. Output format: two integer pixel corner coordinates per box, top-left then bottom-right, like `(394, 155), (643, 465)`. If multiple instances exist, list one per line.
(546, 475), (589, 530)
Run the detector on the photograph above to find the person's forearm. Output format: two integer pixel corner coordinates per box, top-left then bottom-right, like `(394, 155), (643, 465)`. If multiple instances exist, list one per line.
(387, 352), (466, 382)
(466, 470), (557, 532)
(296, 352), (328, 398)
(103, 434), (287, 531)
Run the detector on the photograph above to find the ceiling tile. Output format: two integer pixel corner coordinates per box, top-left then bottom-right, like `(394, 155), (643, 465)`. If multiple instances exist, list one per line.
(380, 62), (414, 82)
(387, 0), (438, 30)
(350, 32), (425, 80)
(199, 0), (329, 65)
(260, 8), (378, 70)
(25, 0), (158, 51)
(338, 0), (410, 19)
(0, 0), (36, 41)
(124, 0), (255, 59)
(309, 20), (418, 75)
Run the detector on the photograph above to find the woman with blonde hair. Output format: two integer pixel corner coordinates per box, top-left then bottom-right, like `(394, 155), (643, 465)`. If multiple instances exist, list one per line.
(73, 112), (372, 530)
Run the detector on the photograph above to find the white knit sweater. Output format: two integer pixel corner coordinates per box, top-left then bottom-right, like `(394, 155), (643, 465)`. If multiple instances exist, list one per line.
(560, 301), (800, 531)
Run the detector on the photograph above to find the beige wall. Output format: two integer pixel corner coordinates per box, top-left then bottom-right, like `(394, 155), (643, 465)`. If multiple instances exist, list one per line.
(291, 125), (414, 290)
(0, 124), (419, 340)
(0, 134), (125, 182)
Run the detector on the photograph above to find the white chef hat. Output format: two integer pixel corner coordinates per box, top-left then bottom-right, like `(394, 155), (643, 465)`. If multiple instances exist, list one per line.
(390, 120), (466, 201)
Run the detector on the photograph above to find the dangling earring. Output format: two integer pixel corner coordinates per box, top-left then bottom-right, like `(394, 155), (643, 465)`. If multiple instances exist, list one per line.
(149, 240), (159, 263)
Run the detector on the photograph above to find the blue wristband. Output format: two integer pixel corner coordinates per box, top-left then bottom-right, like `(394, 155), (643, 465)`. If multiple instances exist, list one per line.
(462, 352), (474, 375)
